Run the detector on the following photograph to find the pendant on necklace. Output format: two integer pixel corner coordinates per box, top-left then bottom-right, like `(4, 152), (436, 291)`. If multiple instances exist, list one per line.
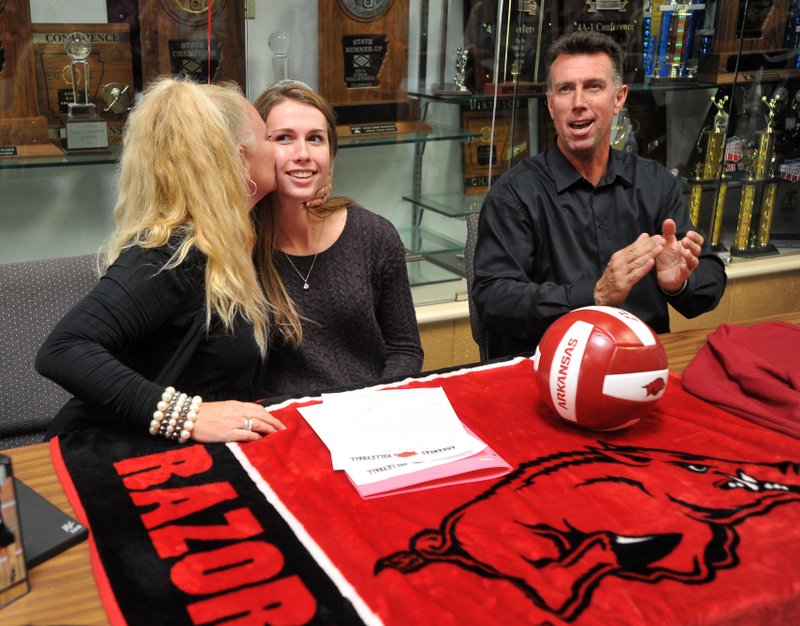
(303, 282), (310, 290)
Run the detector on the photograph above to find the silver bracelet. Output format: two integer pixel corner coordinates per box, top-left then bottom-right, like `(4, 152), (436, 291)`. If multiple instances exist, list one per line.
(661, 280), (687, 297)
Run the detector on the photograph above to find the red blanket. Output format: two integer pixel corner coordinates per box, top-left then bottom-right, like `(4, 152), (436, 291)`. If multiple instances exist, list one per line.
(682, 321), (800, 438)
(53, 358), (800, 626)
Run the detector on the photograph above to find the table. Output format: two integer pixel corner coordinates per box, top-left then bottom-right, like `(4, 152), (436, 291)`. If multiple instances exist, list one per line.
(660, 310), (800, 375)
(3, 442), (105, 625)
(2, 311), (799, 626)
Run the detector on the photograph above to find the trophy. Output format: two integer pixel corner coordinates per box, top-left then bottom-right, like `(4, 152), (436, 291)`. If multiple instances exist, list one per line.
(643, 1), (657, 77)
(32, 23), (134, 146)
(103, 83), (132, 115)
(696, 0), (799, 84)
(484, 0), (549, 95)
(611, 107), (639, 154)
(65, 33), (92, 116)
(647, 1), (706, 80)
(731, 95), (782, 256)
(63, 32), (109, 151)
(454, 47), (470, 93)
(434, 47), (471, 95)
(687, 96), (729, 249)
(269, 31), (290, 82)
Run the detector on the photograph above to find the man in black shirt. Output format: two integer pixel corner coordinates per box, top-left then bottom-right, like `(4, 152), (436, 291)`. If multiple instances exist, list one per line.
(472, 31), (726, 359)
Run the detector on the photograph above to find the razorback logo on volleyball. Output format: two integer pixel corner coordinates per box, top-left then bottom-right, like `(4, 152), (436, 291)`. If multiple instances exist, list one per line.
(533, 306), (668, 431)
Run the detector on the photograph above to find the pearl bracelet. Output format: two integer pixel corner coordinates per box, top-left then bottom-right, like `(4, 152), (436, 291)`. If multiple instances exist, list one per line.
(149, 386), (202, 444)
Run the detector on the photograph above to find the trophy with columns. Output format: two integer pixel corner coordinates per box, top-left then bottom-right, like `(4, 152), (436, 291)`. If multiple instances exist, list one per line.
(688, 95), (729, 249)
(63, 32), (108, 151)
(650, 0), (705, 80)
(731, 94), (782, 257)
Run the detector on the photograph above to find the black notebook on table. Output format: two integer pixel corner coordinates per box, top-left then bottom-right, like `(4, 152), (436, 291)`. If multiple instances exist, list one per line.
(15, 478), (88, 568)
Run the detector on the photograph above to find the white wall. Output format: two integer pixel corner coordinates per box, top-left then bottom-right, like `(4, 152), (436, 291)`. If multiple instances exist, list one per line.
(30, 0), (107, 22)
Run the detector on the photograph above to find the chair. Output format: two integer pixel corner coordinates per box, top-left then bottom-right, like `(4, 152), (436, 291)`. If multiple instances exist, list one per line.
(0, 255), (98, 449)
(464, 212), (489, 361)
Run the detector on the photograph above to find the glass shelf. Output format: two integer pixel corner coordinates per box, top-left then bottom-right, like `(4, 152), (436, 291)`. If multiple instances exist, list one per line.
(403, 191), (486, 219)
(399, 226), (463, 255)
(406, 257), (463, 288)
(679, 175), (784, 189)
(629, 79), (719, 92)
(408, 88), (500, 104)
(338, 124), (478, 148)
(0, 145), (120, 170)
(423, 249), (466, 278)
(408, 77), (719, 103)
(2, 125), (481, 167)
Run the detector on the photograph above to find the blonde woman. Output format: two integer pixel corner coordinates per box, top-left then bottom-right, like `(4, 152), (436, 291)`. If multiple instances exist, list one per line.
(36, 77), (324, 444)
(253, 81), (423, 396)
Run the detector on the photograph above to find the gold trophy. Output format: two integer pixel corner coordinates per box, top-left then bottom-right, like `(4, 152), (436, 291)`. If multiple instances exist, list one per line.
(688, 96), (729, 249)
(731, 95), (781, 257)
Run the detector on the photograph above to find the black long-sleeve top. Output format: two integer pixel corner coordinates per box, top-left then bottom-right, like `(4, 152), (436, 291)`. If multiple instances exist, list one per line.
(265, 205), (424, 395)
(36, 245), (269, 437)
(472, 144), (727, 359)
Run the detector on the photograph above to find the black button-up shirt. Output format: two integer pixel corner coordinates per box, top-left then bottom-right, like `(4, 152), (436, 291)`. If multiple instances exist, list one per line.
(472, 143), (727, 359)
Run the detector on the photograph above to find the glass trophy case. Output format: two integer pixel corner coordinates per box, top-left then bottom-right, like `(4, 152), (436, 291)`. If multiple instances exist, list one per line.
(2, 0), (799, 306)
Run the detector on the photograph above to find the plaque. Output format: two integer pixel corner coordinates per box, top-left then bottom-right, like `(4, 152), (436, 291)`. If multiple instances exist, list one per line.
(557, 0), (644, 82)
(696, 0), (800, 84)
(32, 23), (134, 145)
(137, 0), (246, 88)
(464, 0), (553, 94)
(462, 98), (530, 194)
(319, 0), (422, 134)
(0, 0), (51, 151)
(0, 455), (29, 609)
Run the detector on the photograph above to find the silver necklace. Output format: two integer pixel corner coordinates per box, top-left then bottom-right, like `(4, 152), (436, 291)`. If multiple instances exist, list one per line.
(283, 217), (326, 290)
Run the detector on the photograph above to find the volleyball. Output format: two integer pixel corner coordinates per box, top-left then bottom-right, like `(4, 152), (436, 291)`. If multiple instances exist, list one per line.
(533, 306), (669, 431)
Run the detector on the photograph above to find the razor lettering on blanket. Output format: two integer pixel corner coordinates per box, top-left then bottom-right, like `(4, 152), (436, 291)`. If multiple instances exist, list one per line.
(52, 434), (370, 626)
(52, 358), (800, 626)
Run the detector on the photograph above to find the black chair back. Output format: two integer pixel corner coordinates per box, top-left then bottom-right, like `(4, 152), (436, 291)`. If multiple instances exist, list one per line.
(0, 255), (98, 449)
(464, 212), (489, 361)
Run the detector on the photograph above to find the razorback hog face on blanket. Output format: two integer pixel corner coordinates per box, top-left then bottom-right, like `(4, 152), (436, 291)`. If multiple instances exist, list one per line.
(376, 443), (800, 621)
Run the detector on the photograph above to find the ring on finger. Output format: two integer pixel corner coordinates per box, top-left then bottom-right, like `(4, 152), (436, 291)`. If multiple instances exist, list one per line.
(243, 417), (253, 431)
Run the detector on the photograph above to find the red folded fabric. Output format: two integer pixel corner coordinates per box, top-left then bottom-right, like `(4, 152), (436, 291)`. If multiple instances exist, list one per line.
(682, 321), (800, 438)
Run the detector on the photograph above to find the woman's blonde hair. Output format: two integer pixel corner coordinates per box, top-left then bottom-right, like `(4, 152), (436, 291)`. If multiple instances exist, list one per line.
(104, 76), (272, 355)
(252, 80), (350, 346)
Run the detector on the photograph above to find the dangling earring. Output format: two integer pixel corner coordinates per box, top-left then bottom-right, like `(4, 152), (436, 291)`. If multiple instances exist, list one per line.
(247, 178), (257, 197)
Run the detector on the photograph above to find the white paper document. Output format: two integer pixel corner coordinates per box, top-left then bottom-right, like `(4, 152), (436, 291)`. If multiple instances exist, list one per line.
(298, 387), (488, 486)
